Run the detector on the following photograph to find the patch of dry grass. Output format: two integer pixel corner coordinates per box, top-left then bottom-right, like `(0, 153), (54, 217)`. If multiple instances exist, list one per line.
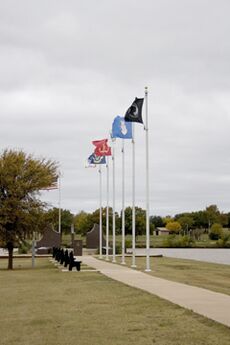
(0, 258), (229, 345)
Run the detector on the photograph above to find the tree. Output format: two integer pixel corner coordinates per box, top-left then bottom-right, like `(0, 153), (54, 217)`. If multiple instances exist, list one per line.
(135, 208), (146, 236)
(226, 213), (230, 228)
(192, 210), (207, 229)
(150, 216), (164, 228)
(177, 215), (194, 233)
(218, 213), (228, 227)
(0, 149), (58, 269)
(90, 208), (121, 234)
(166, 221), (182, 234)
(45, 207), (73, 234)
(74, 207), (121, 236)
(124, 206), (147, 236)
(162, 216), (173, 226)
(204, 205), (221, 228)
(74, 211), (94, 236)
(91, 207), (114, 234)
(124, 207), (132, 234)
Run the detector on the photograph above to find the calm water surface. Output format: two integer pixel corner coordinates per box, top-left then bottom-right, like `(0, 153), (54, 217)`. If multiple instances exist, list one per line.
(134, 248), (230, 265)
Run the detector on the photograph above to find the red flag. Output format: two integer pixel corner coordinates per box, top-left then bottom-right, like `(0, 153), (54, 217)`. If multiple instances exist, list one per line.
(92, 139), (107, 147)
(92, 139), (112, 156)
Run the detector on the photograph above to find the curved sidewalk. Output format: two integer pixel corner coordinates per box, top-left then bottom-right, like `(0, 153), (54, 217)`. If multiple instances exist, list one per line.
(82, 256), (230, 328)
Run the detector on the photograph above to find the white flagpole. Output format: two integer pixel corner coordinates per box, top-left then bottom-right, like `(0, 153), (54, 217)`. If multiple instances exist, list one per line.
(121, 139), (126, 264)
(106, 157), (110, 261)
(131, 123), (136, 268)
(112, 139), (116, 263)
(58, 173), (61, 234)
(99, 165), (103, 259)
(145, 86), (151, 271)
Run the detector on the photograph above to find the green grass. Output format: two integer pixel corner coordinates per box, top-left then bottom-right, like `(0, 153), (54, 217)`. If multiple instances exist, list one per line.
(120, 256), (230, 296)
(0, 258), (230, 345)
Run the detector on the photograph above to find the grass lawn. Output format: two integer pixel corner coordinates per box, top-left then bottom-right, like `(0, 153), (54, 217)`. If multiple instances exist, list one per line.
(118, 256), (230, 296)
(0, 258), (230, 345)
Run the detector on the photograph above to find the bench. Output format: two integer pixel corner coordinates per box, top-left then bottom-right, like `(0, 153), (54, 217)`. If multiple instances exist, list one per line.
(53, 248), (81, 271)
(69, 258), (82, 271)
(68, 251), (81, 271)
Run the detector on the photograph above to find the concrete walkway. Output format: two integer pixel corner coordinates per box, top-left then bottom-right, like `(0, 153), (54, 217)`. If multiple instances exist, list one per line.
(82, 256), (230, 328)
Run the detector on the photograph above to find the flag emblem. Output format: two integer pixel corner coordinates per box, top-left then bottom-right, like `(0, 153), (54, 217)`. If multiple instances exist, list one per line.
(92, 139), (112, 156)
(88, 153), (106, 165)
(124, 97), (144, 124)
(112, 116), (132, 139)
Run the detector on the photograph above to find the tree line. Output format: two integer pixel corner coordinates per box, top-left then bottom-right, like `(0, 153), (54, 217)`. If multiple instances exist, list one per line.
(46, 204), (230, 238)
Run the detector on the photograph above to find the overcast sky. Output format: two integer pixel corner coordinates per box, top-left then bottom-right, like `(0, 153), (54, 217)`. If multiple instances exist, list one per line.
(1, 0), (230, 216)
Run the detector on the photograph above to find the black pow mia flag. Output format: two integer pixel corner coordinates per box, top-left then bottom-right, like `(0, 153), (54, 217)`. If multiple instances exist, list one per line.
(124, 97), (144, 124)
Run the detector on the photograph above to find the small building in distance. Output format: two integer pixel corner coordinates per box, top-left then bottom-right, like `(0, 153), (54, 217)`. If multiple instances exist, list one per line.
(153, 227), (170, 236)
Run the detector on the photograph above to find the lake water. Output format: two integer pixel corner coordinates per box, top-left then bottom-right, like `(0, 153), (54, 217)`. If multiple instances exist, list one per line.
(132, 248), (230, 265)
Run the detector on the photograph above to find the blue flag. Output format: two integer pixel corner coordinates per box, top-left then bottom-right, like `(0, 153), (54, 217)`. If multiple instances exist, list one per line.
(112, 116), (132, 139)
(88, 153), (106, 165)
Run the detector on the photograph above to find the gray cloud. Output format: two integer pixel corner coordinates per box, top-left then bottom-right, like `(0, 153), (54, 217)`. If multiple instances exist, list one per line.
(1, 0), (230, 217)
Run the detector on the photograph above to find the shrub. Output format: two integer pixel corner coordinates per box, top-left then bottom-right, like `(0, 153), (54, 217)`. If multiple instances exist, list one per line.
(18, 241), (31, 254)
(163, 235), (194, 248)
(125, 239), (132, 249)
(209, 223), (223, 240)
(115, 243), (122, 254)
(217, 230), (230, 248)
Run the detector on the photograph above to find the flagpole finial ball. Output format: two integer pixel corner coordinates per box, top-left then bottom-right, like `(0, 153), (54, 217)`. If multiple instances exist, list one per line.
(145, 86), (148, 93)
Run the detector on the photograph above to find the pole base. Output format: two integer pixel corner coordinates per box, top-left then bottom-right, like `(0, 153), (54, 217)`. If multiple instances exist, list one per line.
(145, 268), (151, 272)
(131, 264), (137, 268)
